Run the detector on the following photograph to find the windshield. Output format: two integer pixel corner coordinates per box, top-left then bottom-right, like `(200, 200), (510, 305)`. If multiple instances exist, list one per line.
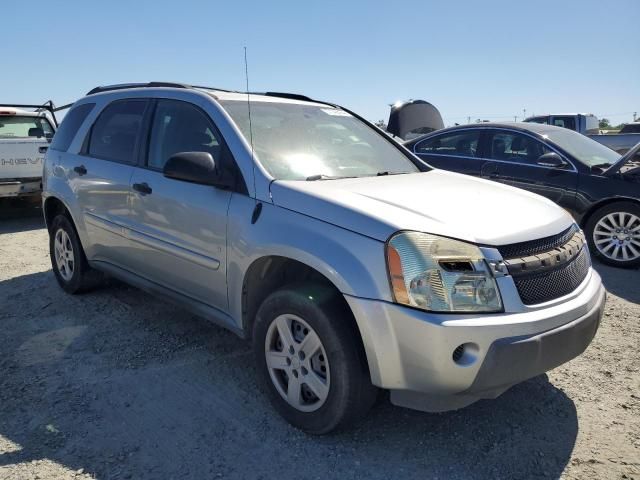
(543, 128), (620, 167)
(219, 100), (419, 180)
(0, 115), (54, 139)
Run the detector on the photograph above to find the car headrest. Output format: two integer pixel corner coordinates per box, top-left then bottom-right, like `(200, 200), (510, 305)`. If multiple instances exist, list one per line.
(510, 136), (525, 151)
(28, 127), (44, 138)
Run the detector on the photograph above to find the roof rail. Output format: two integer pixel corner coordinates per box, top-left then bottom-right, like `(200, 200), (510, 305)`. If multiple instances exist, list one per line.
(190, 85), (236, 93)
(86, 82), (190, 96)
(263, 92), (314, 102)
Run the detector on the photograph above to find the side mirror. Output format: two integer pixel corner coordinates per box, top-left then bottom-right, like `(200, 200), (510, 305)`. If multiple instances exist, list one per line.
(163, 151), (232, 188)
(537, 152), (568, 168)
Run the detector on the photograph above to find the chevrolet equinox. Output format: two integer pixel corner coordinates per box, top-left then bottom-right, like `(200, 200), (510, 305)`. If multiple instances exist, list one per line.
(43, 82), (606, 433)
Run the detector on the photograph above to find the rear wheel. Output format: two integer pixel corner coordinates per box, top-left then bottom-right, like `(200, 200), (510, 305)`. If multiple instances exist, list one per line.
(253, 284), (377, 434)
(585, 202), (640, 268)
(49, 214), (103, 293)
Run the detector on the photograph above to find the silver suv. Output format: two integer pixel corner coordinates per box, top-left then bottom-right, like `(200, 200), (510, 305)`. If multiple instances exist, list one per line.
(43, 83), (606, 433)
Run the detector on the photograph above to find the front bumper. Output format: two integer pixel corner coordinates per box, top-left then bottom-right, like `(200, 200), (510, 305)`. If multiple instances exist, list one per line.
(345, 267), (605, 412)
(0, 178), (41, 198)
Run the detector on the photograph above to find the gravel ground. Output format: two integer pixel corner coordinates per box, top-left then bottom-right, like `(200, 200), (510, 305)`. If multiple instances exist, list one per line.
(0, 200), (638, 480)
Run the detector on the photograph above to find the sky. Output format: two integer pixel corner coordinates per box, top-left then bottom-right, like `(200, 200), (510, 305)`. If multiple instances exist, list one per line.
(4, 0), (639, 126)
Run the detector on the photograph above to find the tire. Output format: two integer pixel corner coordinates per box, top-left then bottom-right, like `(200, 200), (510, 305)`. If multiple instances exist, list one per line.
(49, 214), (103, 293)
(584, 201), (640, 268)
(252, 283), (377, 434)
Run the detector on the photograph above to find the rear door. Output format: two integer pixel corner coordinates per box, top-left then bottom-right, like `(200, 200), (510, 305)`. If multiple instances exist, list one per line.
(481, 129), (578, 212)
(127, 98), (233, 312)
(73, 99), (149, 266)
(412, 129), (484, 176)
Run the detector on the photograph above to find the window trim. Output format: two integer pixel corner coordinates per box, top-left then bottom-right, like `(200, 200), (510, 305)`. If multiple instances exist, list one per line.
(140, 98), (248, 194)
(413, 127), (578, 173)
(82, 98), (151, 166)
(413, 129), (482, 159)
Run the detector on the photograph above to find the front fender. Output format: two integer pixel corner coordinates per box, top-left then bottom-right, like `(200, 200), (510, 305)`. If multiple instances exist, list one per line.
(226, 195), (391, 329)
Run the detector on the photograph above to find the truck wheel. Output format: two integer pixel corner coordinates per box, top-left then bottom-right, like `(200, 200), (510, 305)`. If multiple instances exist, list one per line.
(585, 201), (640, 268)
(49, 214), (103, 293)
(253, 284), (377, 434)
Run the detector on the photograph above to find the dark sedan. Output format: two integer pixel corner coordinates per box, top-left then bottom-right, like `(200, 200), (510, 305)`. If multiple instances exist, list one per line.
(404, 123), (640, 268)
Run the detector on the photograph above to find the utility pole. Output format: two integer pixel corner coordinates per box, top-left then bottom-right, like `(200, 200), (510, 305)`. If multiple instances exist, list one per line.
(467, 116), (471, 124)
(514, 115), (518, 122)
(634, 112), (637, 122)
(523, 108), (527, 120)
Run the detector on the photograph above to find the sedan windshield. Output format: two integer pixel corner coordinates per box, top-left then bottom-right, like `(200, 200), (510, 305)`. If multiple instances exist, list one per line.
(543, 128), (620, 167)
(219, 100), (419, 180)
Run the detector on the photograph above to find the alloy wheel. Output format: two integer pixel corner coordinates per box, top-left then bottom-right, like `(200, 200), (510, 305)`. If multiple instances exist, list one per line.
(54, 228), (75, 281)
(265, 314), (330, 412)
(593, 212), (640, 262)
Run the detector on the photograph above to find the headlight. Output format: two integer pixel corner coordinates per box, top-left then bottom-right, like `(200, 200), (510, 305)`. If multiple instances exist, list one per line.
(386, 232), (502, 313)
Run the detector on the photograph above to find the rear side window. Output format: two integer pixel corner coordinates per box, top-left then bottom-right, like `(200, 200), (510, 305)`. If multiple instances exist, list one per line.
(415, 131), (481, 157)
(88, 100), (147, 164)
(50, 103), (95, 151)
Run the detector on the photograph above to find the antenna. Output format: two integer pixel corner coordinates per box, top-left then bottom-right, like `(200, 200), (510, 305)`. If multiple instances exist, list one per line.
(244, 46), (258, 203)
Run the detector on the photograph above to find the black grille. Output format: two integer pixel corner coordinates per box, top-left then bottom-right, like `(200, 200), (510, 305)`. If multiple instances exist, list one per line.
(514, 246), (590, 305)
(497, 224), (579, 259)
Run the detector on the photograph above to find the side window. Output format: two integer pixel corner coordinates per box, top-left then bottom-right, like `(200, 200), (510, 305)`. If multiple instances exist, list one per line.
(488, 131), (550, 164)
(415, 131), (480, 158)
(552, 116), (576, 131)
(88, 100), (147, 164)
(147, 100), (222, 170)
(50, 103), (95, 151)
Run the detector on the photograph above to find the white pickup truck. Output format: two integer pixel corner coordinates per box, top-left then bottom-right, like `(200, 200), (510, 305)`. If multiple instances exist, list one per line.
(0, 103), (57, 198)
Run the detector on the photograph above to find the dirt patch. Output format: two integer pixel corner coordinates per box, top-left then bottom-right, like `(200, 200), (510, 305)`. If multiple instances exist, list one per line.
(1, 207), (638, 479)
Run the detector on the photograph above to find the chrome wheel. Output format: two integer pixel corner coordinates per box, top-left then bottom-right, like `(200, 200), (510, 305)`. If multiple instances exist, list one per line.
(593, 212), (640, 262)
(265, 314), (330, 412)
(54, 228), (75, 281)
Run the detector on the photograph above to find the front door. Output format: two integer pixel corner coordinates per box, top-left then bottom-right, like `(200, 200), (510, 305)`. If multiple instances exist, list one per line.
(127, 99), (232, 312)
(481, 129), (578, 213)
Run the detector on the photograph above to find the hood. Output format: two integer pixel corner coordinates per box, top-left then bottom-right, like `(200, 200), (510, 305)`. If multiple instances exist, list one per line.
(270, 170), (574, 246)
(605, 141), (640, 177)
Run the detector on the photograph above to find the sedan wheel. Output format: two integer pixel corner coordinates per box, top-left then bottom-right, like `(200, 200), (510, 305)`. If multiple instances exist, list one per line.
(265, 314), (330, 412)
(585, 202), (640, 268)
(592, 212), (640, 263)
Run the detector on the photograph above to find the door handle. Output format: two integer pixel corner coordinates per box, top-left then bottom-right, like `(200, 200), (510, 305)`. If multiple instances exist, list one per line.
(133, 182), (152, 195)
(73, 165), (87, 176)
(39, 146), (49, 154)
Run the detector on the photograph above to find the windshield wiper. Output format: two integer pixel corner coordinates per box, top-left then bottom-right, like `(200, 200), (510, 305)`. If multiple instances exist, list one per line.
(375, 171), (410, 176)
(305, 174), (355, 181)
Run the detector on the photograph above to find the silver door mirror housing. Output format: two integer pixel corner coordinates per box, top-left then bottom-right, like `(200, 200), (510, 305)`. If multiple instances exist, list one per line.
(163, 151), (232, 188)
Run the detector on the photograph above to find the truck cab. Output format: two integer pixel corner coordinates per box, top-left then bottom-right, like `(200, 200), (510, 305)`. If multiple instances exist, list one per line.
(0, 105), (56, 198)
(525, 113), (640, 154)
(525, 114), (600, 134)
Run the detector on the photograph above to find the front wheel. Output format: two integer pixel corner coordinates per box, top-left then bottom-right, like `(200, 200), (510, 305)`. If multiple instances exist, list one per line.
(253, 284), (377, 434)
(585, 202), (640, 268)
